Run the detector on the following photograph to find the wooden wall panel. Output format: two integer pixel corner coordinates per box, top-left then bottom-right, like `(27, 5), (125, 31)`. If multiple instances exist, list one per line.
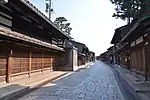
(43, 57), (51, 69)
(120, 52), (128, 68)
(31, 53), (42, 71)
(12, 52), (54, 74)
(0, 44), (7, 77)
(31, 54), (53, 71)
(53, 55), (65, 71)
(136, 48), (145, 72)
(12, 52), (29, 74)
(53, 54), (64, 70)
(0, 56), (7, 76)
(130, 47), (145, 73)
(130, 50), (137, 70)
(43, 58), (51, 68)
(52, 56), (57, 70)
(0, 42), (65, 82)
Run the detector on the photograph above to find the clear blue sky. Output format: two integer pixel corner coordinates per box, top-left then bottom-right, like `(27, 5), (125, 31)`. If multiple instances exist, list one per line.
(32, 0), (126, 56)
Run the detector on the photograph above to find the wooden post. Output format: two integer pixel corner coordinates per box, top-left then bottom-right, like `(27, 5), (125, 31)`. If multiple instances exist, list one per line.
(134, 40), (138, 75)
(41, 53), (43, 73)
(127, 44), (131, 70)
(127, 54), (130, 70)
(29, 52), (31, 77)
(144, 33), (149, 81)
(50, 56), (53, 71)
(6, 50), (13, 83)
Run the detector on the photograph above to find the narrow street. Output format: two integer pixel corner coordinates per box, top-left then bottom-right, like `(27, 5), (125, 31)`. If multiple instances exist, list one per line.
(17, 61), (125, 100)
(1, 1), (150, 100)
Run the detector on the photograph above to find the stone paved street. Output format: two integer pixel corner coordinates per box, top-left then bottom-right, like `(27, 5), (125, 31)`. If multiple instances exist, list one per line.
(17, 61), (125, 100)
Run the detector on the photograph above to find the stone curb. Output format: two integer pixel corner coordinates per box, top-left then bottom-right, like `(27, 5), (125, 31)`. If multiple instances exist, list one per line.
(75, 62), (93, 72)
(0, 72), (68, 100)
(112, 66), (146, 100)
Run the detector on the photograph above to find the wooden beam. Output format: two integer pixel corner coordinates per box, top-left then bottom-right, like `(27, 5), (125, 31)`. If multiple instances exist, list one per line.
(6, 49), (12, 83)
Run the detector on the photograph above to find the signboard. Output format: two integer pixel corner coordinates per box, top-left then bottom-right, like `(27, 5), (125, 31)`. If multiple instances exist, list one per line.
(136, 36), (143, 44)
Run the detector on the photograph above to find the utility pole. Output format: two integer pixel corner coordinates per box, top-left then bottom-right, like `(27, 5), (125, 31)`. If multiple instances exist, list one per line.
(45, 0), (53, 20)
(48, 0), (51, 19)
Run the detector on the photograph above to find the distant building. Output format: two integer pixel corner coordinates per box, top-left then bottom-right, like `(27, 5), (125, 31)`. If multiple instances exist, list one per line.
(69, 40), (90, 66)
(88, 51), (95, 62)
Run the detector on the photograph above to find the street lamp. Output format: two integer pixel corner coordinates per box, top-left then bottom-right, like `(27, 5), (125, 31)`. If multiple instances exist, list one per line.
(45, 0), (53, 20)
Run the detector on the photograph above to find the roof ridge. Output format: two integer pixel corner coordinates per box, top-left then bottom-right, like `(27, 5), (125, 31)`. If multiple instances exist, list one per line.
(20, 0), (72, 39)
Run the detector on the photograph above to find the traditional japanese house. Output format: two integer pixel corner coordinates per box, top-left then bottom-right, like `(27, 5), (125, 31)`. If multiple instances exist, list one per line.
(111, 25), (131, 69)
(120, 19), (150, 80)
(0, 0), (71, 83)
(122, 23), (145, 73)
(107, 46), (115, 64)
(88, 51), (95, 62)
(110, 5), (150, 80)
(69, 40), (89, 66)
(57, 40), (78, 71)
(96, 55), (101, 60)
(100, 51), (110, 63)
(60, 40), (94, 71)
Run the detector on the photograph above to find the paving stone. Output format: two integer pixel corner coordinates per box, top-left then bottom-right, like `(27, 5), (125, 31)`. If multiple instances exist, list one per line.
(17, 62), (125, 100)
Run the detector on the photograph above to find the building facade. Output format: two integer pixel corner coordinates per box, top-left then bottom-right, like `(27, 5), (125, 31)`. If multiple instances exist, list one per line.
(110, 16), (150, 81)
(0, 0), (71, 83)
(69, 40), (90, 66)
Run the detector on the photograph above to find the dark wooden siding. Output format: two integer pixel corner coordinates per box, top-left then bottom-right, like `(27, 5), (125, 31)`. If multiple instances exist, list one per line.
(130, 50), (137, 70)
(0, 10), (12, 29)
(0, 56), (7, 76)
(52, 54), (65, 71)
(120, 52), (128, 68)
(0, 43), (7, 82)
(130, 43), (145, 73)
(0, 43), (7, 76)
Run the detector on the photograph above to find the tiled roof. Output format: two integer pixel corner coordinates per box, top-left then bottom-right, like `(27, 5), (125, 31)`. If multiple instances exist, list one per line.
(0, 28), (65, 51)
(20, 0), (72, 39)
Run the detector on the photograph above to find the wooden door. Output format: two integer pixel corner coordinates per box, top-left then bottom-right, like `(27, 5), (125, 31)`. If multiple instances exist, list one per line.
(130, 50), (137, 70)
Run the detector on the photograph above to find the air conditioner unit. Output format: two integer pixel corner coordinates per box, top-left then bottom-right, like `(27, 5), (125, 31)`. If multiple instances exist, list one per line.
(0, 0), (8, 5)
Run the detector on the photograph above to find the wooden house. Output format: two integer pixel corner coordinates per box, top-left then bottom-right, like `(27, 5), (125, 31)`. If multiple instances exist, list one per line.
(88, 51), (95, 62)
(111, 17), (150, 81)
(0, 0), (71, 83)
(69, 40), (89, 66)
